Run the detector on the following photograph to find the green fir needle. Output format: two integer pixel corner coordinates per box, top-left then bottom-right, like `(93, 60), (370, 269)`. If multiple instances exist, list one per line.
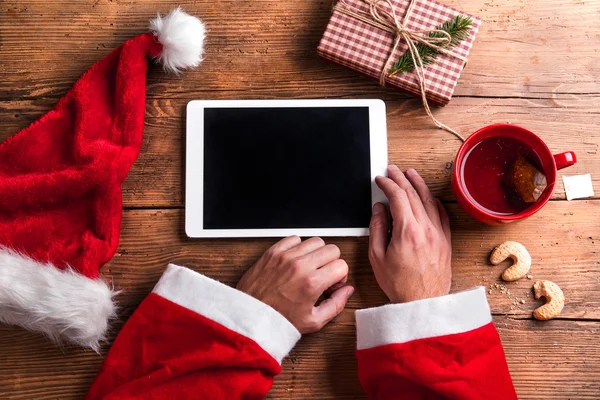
(389, 15), (473, 76)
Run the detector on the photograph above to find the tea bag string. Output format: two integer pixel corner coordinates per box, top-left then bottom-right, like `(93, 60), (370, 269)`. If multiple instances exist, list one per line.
(333, 0), (466, 142)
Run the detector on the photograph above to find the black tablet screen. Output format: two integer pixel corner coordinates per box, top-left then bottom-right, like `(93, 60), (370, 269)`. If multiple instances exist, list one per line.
(203, 107), (372, 229)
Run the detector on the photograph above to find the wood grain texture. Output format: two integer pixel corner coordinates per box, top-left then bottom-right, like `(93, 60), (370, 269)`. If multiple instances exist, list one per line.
(1, 0), (600, 398)
(1, 0), (599, 207)
(1, 0), (599, 100)
(102, 202), (600, 320)
(1, 95), (599, 207)
(2, 203), (599, 398)
(1, 314), (599, 400)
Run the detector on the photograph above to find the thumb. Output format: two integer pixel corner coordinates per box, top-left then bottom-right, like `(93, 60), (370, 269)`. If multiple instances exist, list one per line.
(313, 285), (354, 326)
(369, 202), (389, 261)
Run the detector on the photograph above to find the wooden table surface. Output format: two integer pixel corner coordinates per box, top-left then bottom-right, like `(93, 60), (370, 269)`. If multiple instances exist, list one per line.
(1, 0), (599, 399)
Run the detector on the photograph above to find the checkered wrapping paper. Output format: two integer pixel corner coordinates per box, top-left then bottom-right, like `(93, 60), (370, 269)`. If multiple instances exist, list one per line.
(317, 0), (481, 106)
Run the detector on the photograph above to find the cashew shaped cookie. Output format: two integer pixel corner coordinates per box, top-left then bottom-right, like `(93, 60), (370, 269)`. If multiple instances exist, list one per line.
(533, 280), (565, 320)
(490, 241), (532, 281)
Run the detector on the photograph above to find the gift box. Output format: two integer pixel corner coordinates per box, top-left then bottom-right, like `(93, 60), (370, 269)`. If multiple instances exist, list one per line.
(317, 0), (481, 106)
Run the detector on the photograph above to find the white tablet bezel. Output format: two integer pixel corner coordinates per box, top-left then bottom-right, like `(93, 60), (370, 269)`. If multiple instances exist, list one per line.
(185, 99), (388, 238)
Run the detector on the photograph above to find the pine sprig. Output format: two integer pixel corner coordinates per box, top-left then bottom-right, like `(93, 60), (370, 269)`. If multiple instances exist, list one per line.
(389, 15), (472, 76)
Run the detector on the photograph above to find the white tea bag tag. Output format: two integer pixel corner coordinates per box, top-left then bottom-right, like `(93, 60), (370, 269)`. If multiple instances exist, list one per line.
(562, 174), (595, 201)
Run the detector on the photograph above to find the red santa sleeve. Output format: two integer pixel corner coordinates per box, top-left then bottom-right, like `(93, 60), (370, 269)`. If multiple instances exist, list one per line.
(86, 264), (301, 400)
(355, 287), (517, 400)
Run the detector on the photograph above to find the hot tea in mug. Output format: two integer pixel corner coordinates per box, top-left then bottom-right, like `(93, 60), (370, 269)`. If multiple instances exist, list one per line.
(461, 136), (546, 215)
(453, 124), (576, 225)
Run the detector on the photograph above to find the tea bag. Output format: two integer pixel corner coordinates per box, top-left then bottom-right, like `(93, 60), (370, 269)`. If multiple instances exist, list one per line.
(510, 156), (547, 203)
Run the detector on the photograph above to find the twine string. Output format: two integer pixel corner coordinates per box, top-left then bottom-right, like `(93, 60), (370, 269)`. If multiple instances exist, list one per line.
(333, 0), (467, 141)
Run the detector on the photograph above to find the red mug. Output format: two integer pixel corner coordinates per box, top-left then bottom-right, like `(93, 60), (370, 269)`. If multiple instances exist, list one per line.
(452, 124), (576, 225)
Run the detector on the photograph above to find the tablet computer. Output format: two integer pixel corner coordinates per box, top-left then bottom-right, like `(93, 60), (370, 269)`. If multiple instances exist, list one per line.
(185, 99), (388, 238)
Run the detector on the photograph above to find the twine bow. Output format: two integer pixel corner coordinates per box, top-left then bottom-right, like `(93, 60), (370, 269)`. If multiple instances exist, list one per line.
(333, 0), (468, 141)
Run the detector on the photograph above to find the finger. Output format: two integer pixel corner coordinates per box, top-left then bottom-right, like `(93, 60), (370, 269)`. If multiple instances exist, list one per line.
(387, 165), (429, 224)
(295, 244), (341, 271)
(436, 199), (451, 242)
(369, 202), (389, 261)
(258, 235), (302, 266)
(313, 285), (354, 327)
(315, 258), (349, 291)
(324, 277), (348, 296)
(375, 176), (415, 230)
(270, 235), (302, 253)
(284, 236), (326, 258)
(405, 168), (442, 228)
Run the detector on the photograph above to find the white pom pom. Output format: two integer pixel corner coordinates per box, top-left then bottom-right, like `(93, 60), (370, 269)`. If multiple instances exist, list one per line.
(150, 7), (206, 74)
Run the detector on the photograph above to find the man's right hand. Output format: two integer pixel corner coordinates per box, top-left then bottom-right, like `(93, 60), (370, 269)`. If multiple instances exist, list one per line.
(237, 236), (354, 334)
(369, 165), (452, 304)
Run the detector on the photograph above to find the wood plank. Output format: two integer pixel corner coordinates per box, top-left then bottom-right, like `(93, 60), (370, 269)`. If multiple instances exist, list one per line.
(0, 195), (592, 325)
(449, 200), (600, 320)
(1, 95), (598, 207)
(0, 200), (598, 399)
(1, 0), (599, 100)
(102, 202), (600, 320)
(273, 318), (600, 400)
(0, 313), (598, 399)
(1, 0), (599, 399)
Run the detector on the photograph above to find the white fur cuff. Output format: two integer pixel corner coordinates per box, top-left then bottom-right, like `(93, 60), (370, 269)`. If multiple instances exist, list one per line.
(153, 264), (301, 364)
(356, 287), (492, 350)
(0, 249), (116, 351)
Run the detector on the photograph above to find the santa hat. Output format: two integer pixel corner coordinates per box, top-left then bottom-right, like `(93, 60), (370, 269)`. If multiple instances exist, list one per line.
(0, 8), (205, 351)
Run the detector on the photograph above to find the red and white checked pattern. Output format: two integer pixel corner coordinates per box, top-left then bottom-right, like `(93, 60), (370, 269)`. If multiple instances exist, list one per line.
(318, 0), (481, 106)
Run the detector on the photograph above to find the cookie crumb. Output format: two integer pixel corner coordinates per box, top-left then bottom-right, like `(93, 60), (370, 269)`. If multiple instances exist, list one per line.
(527, 274), (533, 279)
(520, 299), (526, 304)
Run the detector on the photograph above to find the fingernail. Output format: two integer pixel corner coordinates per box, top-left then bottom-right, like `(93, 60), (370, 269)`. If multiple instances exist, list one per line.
(345, 286), (355, 298)
(407, 168), (417, 176)
(388, 164), (399, 172)
(372, 202), (384, 215)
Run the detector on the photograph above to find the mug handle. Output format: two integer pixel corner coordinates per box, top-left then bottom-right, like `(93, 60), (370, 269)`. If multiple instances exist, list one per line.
(554, 151), (577, 170)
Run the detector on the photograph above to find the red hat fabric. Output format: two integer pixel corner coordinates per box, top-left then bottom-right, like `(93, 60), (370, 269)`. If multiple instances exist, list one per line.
(0, 8), (205, 350)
